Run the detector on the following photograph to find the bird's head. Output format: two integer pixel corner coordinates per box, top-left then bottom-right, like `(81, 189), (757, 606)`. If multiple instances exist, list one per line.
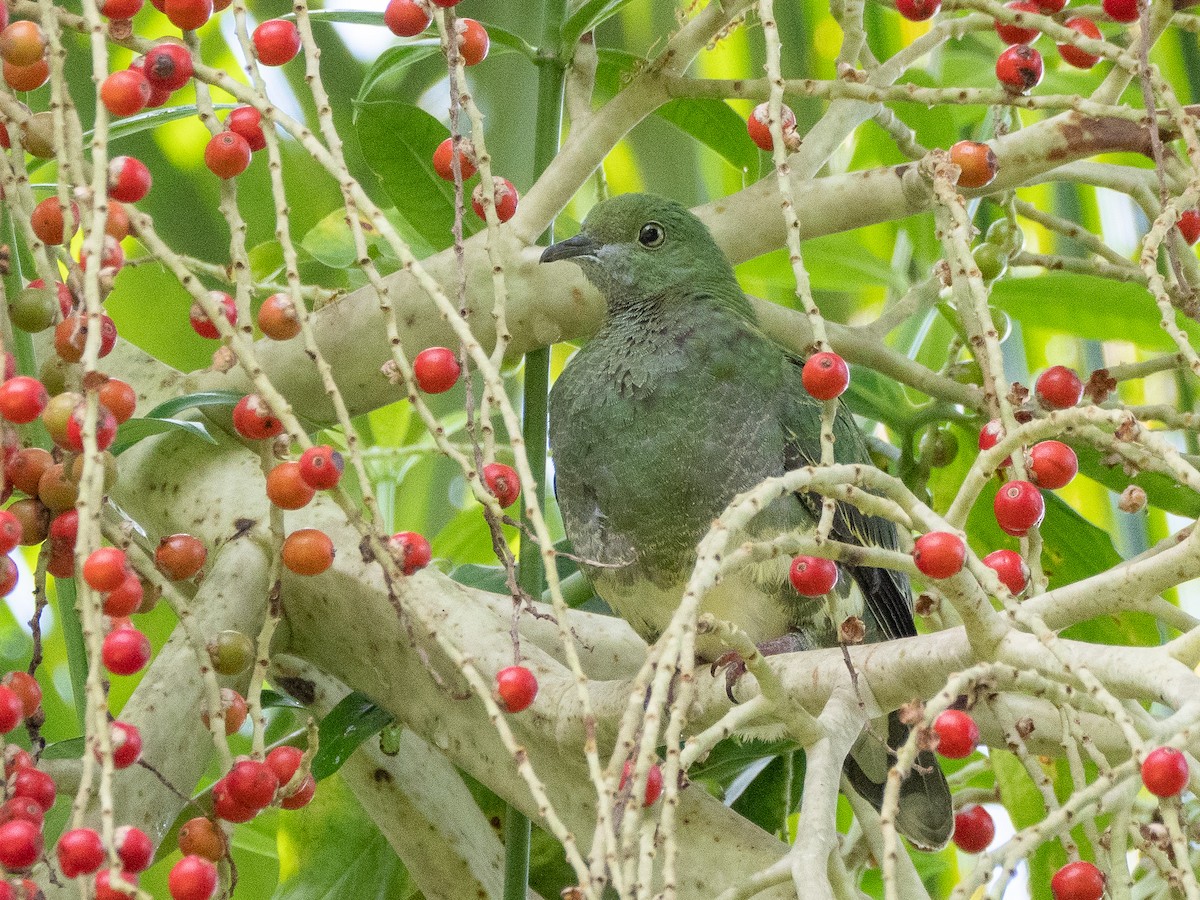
(539, 194), (735, 309)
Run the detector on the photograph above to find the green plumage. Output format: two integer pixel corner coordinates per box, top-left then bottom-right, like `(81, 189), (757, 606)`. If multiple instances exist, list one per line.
(542, 193), (951, 850)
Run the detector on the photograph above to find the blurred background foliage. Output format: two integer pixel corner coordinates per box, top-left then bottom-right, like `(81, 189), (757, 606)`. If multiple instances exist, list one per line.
(3, 0), (1199, 896)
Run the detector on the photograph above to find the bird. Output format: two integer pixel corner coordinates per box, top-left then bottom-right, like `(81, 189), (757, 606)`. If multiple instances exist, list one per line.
(540, 193), (952, 851)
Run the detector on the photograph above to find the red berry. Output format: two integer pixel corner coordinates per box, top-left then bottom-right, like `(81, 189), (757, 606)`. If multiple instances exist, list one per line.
(384, 0), (431, 36)
(3, 748), (33, 777)
(982, 548), (1029, 595)
(100, 0), (144, 17)
(455, 18), (489, 65)
(1035, 365), (1084, 409)
(995, 44), (1043, 94)
(0, 557), (16, 597)
(99, 378), (137, 423)
(0, 22), (46, 67)
(111, 721), (142, 768)
(204, 131), (251, 179)
(280, 774), (315, 809)
(143, 42), (193, 91)
(253, 19), (301, 66)
(178, 818), (225, 862)
(107, 155), (151, 203)
(788, 556), (838, 596)
(83, 546), (129, 592)
(994, 480), (1045, 537)
(1035, 0), (1066, 10)
(895, 0), (941, 20)
(0, 511), (21, 554)
(413, 347), (461, 393)
(1102, 0), (1138, 21)
(100, 68), (151, 117)
(265, 461), (315, 510)
(1057, 17), (1102, 68)
(265, 745), (304, 786)
(432, 137), (477, 181)
(166, 0), (212, 29)
(64, 403), (118, 453)
(620, 760), (664, 807)
(4, 57), (49, 91)
(10, 766), (55, 810)
(1027, 440), (1078, 490)
(57, 828), (104, 877)
(103, 626), (152, 676)
(232, 394), (284, 440)
(299, 445), (344, 490)
(912, 532), (966, 579)
(482, 462), (519, 508)
(0, 377), (47, 424)
(190, 291), (237, 339)
(169, 854), (218, 900)
(115, 825), (153, 873)
(933, 709), (980, 759)
(155, 533), (207, 580)
(994, 0), (1041, 44)
(1178, 209), (1200, 246)
(30, 197), (79, 245)
(494, 665), (537, 713)
(96, 870), (140, 900)
(802, 351), (849, 400)
(104, 573), (145, 617)
(389, 531), (431, 575)
(0, 819), (41, 871)
(257, 292), (302, 340)
(746, 101), (797, 152)
(212, 777), (258, 823)
(1051, 861), (1105, 900)
(472, 176), (518, 223)
(2, 672), (40, 720)
(0, 798), (43, 830)
(0, 685), (22, 733)
(281, 528), (335, 576)
(226, 759), (279, 810)
(952, 804), (995, 853)
(1141, 746), (1189, 797)
(949, 141), (997, 190)
(227, 106), (266, 151)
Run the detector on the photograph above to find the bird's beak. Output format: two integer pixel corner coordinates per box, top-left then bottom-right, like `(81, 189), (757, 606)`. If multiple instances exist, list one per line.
(540, 233), (600, 264)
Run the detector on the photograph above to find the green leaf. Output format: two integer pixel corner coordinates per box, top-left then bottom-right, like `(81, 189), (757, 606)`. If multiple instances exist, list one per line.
(354, 100), (479, 252)
(83, 103), (236, 145)
(563, 0), (636, 48)
(312, 692), (395, 781)
(273, 775), (416, 900)
(111, 417), (216, 456)
(689, 737), (797, 785)
(356, 42), (441, 103)
(41, 737), (84, 760)
(595, 51), (759, 175)
(1074, 444), (1200, 518)
(991, 273), (1200, 350)
(144, 391), (245, 420)
(261, 690), (307, 710)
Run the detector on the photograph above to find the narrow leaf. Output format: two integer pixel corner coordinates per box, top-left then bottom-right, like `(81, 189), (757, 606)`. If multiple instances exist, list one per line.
(313, 692), (394, 781)
(144, 391), (244, 420)
(111, 417), (216, 456)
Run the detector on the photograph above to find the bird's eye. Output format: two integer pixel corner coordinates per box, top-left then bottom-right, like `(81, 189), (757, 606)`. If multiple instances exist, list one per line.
(638, 222), (665, 248)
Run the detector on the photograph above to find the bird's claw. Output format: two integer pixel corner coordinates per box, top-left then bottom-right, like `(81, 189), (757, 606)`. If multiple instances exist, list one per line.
(711, 651), (748, 704)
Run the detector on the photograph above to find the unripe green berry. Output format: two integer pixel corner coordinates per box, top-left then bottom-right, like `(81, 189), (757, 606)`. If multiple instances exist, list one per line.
(208, 630), (254, 676)
(972, 242), (1008, 283)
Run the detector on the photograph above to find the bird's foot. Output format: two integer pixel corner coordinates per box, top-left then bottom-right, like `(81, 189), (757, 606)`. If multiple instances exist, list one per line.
(711, 634), (808, 703)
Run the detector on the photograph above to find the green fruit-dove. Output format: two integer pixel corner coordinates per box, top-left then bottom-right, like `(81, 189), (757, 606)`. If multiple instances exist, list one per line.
(541, 193), (952, 850)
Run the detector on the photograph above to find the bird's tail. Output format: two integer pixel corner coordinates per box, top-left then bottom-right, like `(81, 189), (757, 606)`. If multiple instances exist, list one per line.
(842, 710), (953, 851)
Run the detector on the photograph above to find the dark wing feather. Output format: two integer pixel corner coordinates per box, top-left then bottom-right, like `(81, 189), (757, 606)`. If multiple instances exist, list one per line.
(780, 355), (915, 642)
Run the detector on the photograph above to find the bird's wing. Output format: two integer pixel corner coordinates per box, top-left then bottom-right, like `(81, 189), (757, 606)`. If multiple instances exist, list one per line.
(778, 353), (916, 642)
